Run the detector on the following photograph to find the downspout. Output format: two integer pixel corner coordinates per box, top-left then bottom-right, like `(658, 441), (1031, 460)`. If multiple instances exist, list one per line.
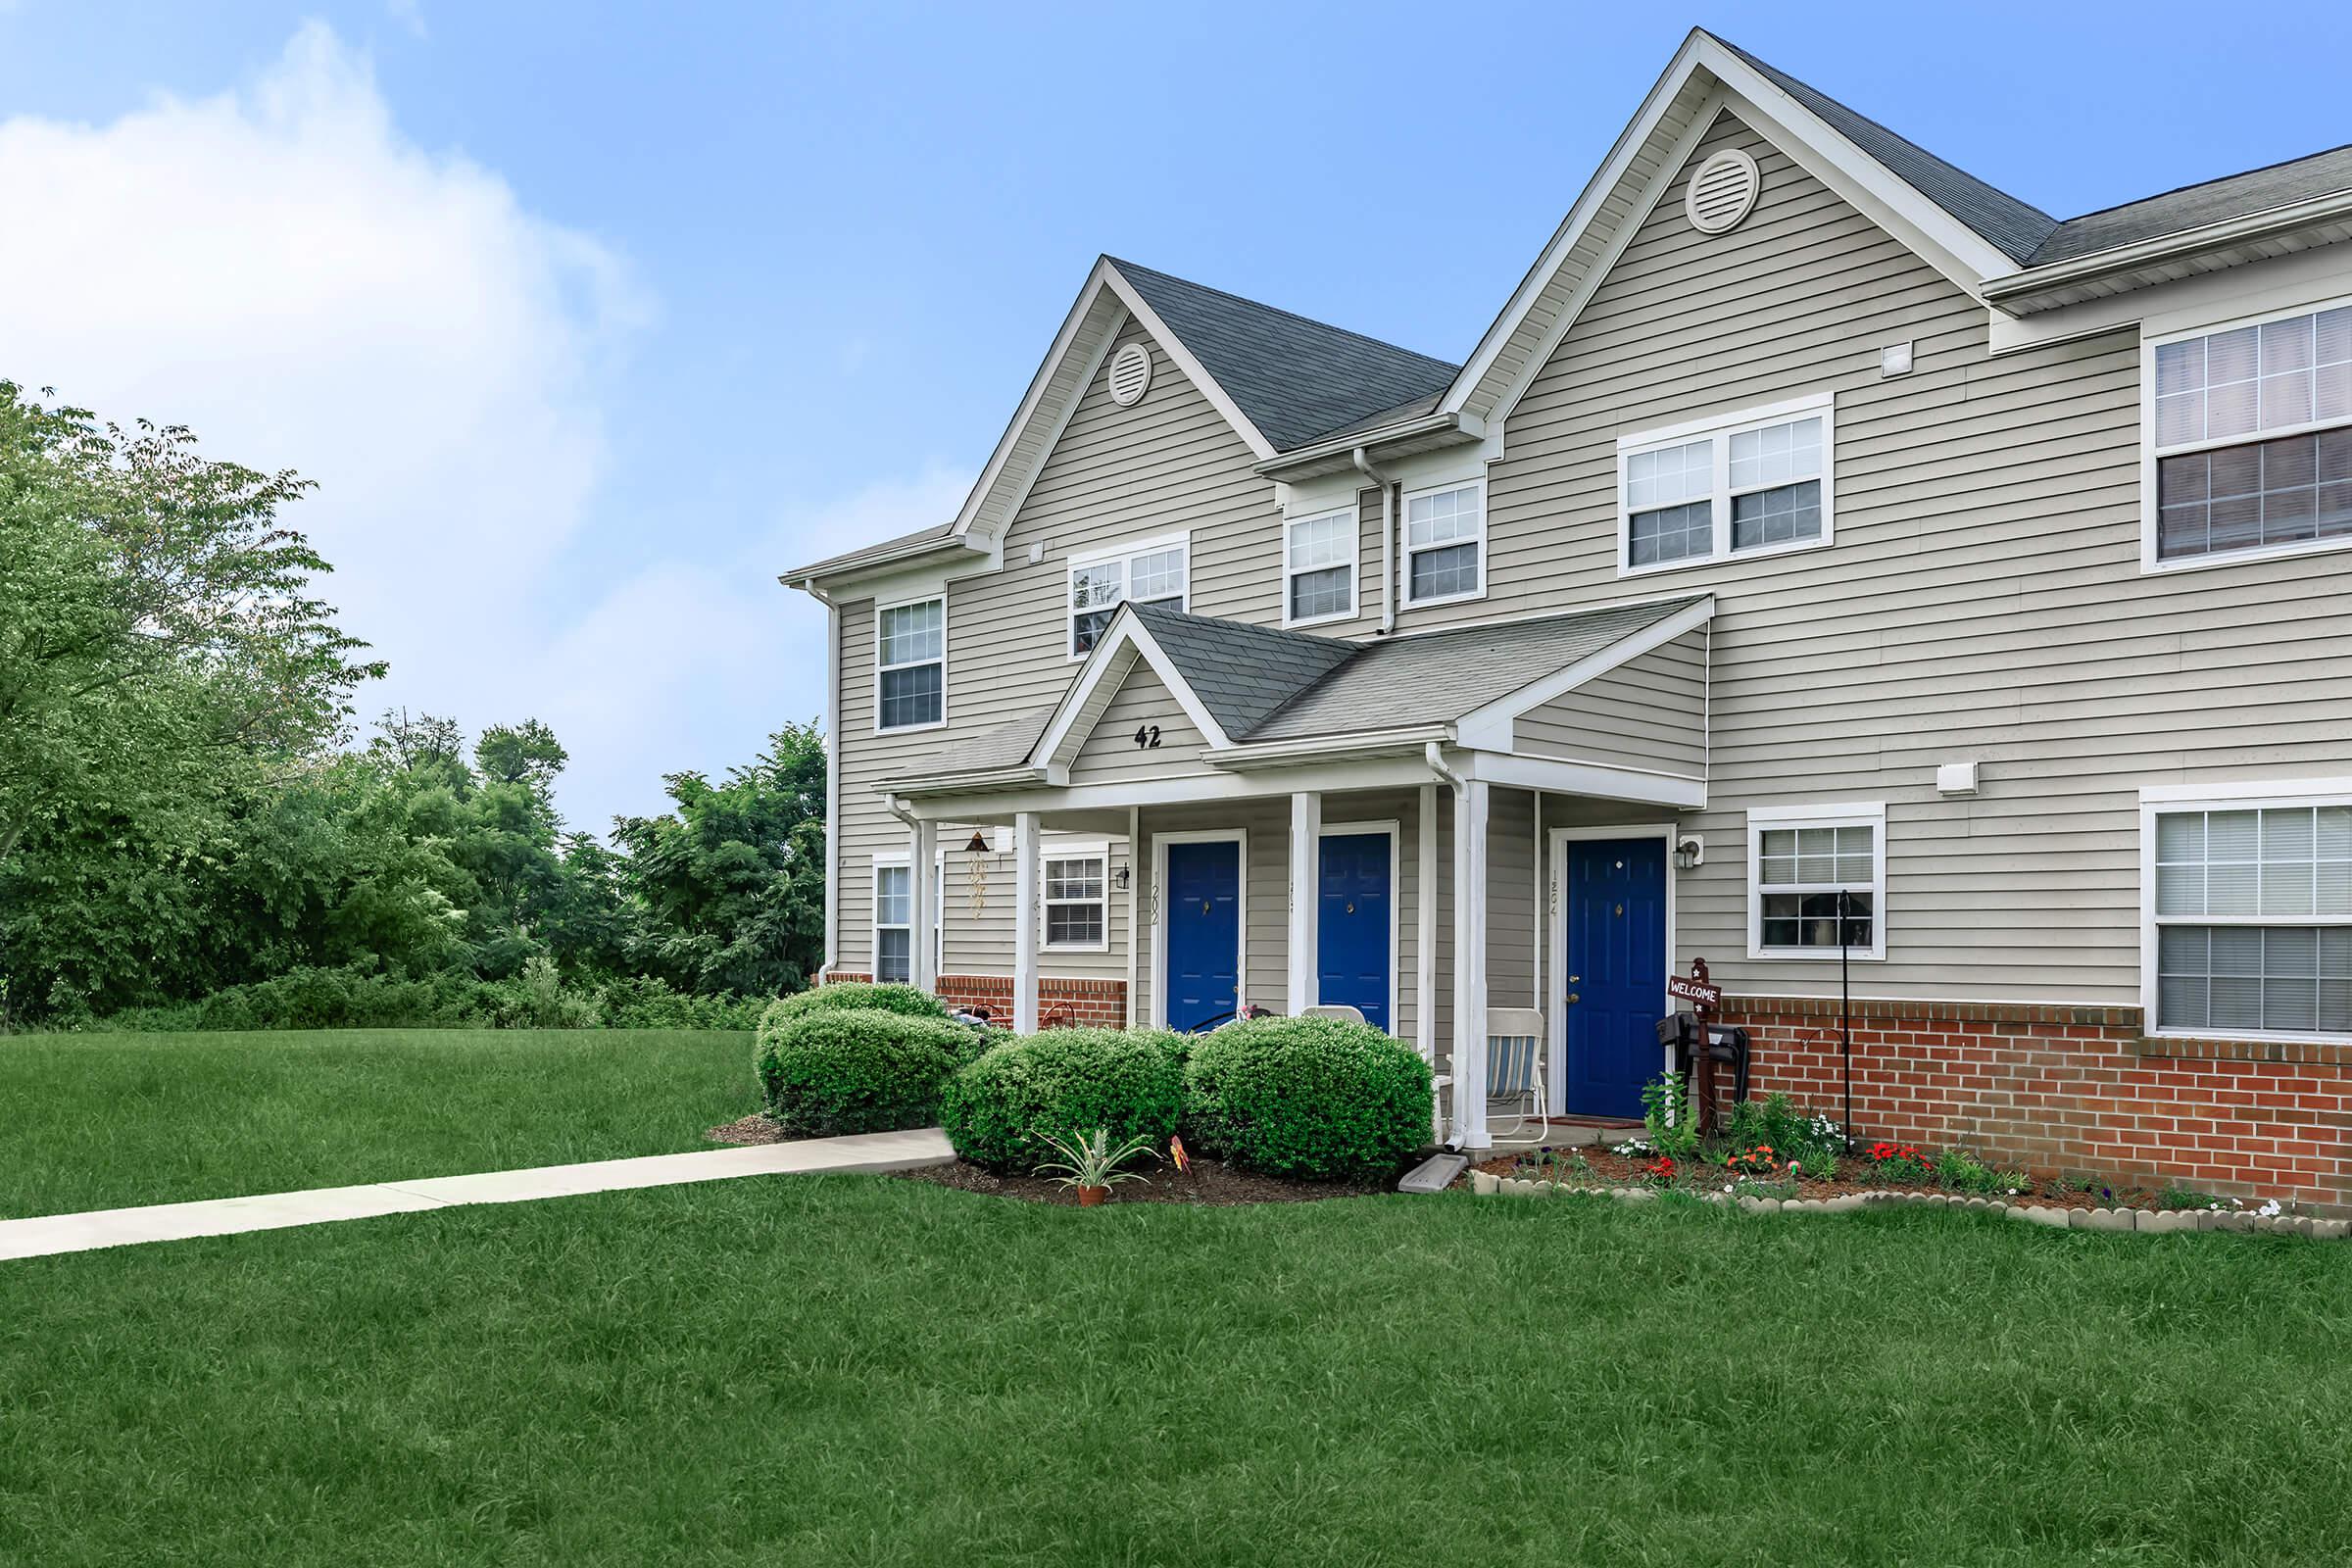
(805, 581), (843, 983)
(1353, 447), (1396, 635)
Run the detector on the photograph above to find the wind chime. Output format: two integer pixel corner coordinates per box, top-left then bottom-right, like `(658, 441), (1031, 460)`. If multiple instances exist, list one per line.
(963, 830), (992, 918)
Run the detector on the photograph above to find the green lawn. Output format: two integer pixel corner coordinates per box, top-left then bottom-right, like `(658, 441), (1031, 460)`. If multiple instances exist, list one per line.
(0, 1029), (757, 1217)
(5, 1179), (2348, 1566)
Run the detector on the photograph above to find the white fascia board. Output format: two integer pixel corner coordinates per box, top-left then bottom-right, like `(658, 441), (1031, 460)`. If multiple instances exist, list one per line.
(947, 260), (1126, 542)
(1451, 595), (1715, 751)
(1985, 193), (2352, 313)
(1454, 749), (1708, 809)
(1205, 725), (1454, 770)
(812, 538), (1003, 606)
(1029, 609), (1235, 769)
(1446, 31), (2019, 435)
(1101, 263), (1279, 461)
(905, 755), (1440, 820)
(1987, 245), (2352, 356)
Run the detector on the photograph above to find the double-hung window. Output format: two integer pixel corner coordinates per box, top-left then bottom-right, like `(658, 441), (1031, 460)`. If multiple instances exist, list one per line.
(1620, 394), (1834, 574)
(1042, 848), (1109, 951)
(1068, 534), (1189, 657)
(1747, 803), (1886, 960)
(1400, 481), (1484, 606)
(875, 598), (945, 731)
(2148, 300), (2352, 567)
(2146, 789), (2352, 1038)
(1284, 509), (1357, 625)
(872, 855), (944, 982)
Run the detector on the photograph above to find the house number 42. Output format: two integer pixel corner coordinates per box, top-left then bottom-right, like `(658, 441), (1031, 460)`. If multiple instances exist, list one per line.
(1132, 724), (1162, 750)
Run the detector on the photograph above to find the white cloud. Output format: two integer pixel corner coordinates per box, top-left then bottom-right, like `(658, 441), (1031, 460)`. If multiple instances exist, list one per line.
(0, 23), (661, 820)
(527, 463), (974, 829)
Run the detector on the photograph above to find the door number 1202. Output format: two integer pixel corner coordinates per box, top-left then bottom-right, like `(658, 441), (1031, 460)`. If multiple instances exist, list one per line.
(1132, 724), (1162, 750)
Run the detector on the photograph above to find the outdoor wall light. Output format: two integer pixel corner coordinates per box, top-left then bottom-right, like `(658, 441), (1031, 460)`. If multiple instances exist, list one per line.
(1113, 863), (1132, 891)
(1673, 834), (1704, 871)
(963, 831), (992, 855)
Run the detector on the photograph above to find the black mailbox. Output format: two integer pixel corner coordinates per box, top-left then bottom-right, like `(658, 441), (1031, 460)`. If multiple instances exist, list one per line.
(1655, 1013), (1752, 1105)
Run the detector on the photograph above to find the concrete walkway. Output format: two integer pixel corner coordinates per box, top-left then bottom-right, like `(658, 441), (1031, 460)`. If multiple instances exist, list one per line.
(0, 1127), (954, 1264)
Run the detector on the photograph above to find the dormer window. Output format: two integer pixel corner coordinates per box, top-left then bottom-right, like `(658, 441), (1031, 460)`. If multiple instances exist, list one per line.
(1618, 392), (1836, 576)
(1068, 533), (1189, 657)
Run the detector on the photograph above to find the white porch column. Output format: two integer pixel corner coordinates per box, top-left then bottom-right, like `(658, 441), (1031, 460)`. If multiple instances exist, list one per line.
(908, 817), (939, 993)
(1416, 783), (1438, 1064)
(1287, 791), (1322, 1014)
(1451, 778), (1491, 1149)
(1011, 811), (1041, 1034)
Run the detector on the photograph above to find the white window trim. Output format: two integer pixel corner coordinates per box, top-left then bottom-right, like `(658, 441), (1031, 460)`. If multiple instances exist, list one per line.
(871, 851), (944, 980)
(872, 595), (947, 734)
(1040, 838), (1112, 954)
(1065, 530), (1192, 662)
(1396, 477), (1487, 610)
(1281, 506), (1359, 628)
(2139, 290), (2352, 576)
(1617, 390), (1837, 578)
(1745, 800), (1886, 961)
(2137, 780), (2352, 1045)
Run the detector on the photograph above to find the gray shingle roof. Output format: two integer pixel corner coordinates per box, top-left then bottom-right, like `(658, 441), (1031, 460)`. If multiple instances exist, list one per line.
(1128, 603), (1358, 738)
(1245, 597), (1705, 742)
(2027, 144), (2352, 266)
(1714, 37), (2060, 265)
(784, 520), (963, 581)
(893, 709), (1053, 779)
(1109, 259), (1459, 454)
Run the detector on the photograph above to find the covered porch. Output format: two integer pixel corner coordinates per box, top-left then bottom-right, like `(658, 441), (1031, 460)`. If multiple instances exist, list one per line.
(880, 594), (1713, 1150)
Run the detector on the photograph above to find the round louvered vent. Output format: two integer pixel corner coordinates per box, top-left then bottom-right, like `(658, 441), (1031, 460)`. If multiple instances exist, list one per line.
(1685, 149), (1761, 234)
(1106, 341), (1152, 407)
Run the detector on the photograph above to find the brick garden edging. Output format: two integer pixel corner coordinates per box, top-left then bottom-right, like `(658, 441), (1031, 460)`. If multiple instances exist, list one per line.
(1466, 1169), (2352, 1238)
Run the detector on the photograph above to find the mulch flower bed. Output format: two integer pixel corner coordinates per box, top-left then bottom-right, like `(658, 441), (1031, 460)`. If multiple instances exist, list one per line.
(897, 1155), (1390, 1206)
(707, 1113), (789, 1147)
(1474, 1145), (2223, 1214)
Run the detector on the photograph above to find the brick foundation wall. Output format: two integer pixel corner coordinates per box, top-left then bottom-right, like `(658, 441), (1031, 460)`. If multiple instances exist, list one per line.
(1722, 996), (2352, 1213)
(820, 971), (1129, 1029)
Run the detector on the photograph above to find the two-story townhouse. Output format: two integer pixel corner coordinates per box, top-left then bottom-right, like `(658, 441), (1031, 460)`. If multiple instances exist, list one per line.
(786, 29), (2352, 1207)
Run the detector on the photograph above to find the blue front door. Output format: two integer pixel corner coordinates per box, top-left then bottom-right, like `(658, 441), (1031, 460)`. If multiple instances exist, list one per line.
(1317, 832), (1392, 1031)
(1163, 839), (1243, 1033)
(1562, 837), (1668, 1118)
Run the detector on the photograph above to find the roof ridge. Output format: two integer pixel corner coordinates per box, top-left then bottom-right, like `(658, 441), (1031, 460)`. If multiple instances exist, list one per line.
(1707, 33), (2059, 261)
(1105, 256), (1460, 375)
(2054, 140), (2352, 226)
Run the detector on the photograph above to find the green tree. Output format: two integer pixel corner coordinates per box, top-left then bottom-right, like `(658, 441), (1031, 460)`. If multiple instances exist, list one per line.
(614, 721), (826, 997)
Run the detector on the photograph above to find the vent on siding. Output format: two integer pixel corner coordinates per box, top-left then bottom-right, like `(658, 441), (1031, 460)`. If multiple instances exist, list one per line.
(1106, 341), (1153, 407)
(1685, 149), (1761, 235)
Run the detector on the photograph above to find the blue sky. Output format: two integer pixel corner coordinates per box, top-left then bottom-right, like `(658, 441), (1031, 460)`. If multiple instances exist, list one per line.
(3, 0), (2348, 829)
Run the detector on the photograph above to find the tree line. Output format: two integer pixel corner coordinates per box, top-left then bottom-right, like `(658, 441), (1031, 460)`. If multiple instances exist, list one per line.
(0, 381), (823, 1029)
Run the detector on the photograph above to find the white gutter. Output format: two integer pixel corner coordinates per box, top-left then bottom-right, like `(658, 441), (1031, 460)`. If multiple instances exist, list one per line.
(806, 582), (842, 981)
(1984, 187), (2352, 311)
(1207, 724), (1452, 770)
(1353, 446), (1396, 635)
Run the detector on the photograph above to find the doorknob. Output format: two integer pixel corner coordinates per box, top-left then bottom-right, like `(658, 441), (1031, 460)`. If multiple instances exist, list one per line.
(1566, 992), (1581, 1004)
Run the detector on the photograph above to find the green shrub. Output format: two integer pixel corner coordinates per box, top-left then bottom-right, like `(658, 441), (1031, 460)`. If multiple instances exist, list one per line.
(1183, 1015), (1431, 1181)
(598, 976), (770, 1032)
(1717, 1092), (1842, 1173)
(753, 1006), (973, 1136)
(760, 982), (949, 1034)
(940, 1027), (1186, 1174)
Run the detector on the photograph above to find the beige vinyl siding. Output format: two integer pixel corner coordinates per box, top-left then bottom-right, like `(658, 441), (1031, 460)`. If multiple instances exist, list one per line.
(1067, 667), (1210, 783)
(1456, 110), (2352, 1006)
(1514, 628), (1707, 776)
(829, 318), (1275, 979)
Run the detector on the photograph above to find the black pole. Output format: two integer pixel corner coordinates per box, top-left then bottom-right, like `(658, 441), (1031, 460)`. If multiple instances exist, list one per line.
(1838, 888), (1854, 1152)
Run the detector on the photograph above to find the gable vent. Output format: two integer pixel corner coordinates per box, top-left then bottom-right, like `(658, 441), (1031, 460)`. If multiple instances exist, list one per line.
(1685, 149), (1761, 235)
(1106, 341), (1153, 407)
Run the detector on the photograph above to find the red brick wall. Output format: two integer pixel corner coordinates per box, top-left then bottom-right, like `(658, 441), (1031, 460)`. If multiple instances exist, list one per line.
(819, 971), (1128, 1029)
(1722, 996), (2352, 1212)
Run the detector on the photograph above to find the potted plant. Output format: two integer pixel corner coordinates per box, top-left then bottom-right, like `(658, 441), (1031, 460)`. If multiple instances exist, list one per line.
(1035, 1127), (1158, 1205)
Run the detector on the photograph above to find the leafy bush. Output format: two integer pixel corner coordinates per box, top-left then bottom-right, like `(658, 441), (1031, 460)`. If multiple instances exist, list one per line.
(86, 963), (773, 1034)
(1717, 1093), (1841, 1173)
(753, 1006), (974, 1135)
(940, 1027), (1186, 1173)
(1183, 1014), (1432, 1181)
(1932, 1146), (2029, 1196)
(760, 982), (949, 1032)
(1642, 1071), (1699, 1159)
